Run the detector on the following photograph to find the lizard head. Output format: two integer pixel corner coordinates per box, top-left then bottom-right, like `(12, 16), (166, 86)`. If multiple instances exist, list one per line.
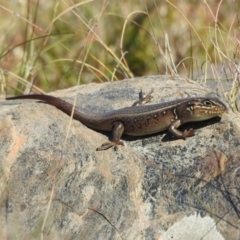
(183, 97), (227, 122)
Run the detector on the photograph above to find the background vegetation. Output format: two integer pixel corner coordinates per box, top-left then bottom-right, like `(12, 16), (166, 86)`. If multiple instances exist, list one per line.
(0, 0), (239, 107)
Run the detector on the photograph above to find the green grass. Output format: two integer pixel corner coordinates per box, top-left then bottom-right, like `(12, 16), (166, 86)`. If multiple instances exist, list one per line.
(0, 0), (239, 108)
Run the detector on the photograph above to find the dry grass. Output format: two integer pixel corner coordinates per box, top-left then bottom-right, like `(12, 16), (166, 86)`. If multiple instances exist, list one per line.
(1, 1), (240, 239)
(0, 0), (239, 105)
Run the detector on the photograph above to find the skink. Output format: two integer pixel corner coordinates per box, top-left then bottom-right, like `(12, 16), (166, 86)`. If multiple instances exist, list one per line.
(6, 91), (227, 150)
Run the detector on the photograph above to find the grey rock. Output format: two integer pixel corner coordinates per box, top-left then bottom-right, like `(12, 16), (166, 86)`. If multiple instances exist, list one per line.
(0, 75), (238, 240)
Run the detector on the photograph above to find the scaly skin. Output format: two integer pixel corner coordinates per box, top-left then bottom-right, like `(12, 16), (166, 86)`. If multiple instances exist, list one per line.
(6, 92), (227, 151)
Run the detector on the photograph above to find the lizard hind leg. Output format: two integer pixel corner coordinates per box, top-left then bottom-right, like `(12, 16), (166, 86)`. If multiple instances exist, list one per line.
(96, 122), (125, 151)
(96, 89), (154, 151)
(96, 140), (124, 151)
(132, 89), (154, 106)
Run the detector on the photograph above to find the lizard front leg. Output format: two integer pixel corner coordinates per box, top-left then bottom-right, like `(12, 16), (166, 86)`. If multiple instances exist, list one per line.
(168, 119), (195, 139)
(96, 122), (125, 151)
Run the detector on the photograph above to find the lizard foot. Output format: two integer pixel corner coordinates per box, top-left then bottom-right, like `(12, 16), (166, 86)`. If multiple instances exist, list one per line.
(132, 89), (154, 106)
(96, 141), (124, 151)
(182, 128), (195, 139)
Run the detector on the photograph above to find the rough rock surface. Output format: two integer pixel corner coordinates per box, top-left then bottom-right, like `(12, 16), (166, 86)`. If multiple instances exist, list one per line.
(0, 75), (239, 240)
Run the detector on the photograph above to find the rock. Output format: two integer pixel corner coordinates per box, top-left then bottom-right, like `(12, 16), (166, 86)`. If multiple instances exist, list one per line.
(0, 75), (238, 240)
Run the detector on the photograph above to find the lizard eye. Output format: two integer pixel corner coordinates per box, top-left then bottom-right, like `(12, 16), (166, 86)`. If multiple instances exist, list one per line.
(203, 100), (213, 106)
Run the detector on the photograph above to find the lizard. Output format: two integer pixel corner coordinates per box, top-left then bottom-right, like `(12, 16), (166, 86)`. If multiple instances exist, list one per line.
(6, 90), (227, 151)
